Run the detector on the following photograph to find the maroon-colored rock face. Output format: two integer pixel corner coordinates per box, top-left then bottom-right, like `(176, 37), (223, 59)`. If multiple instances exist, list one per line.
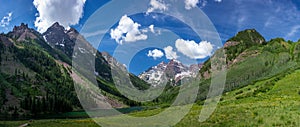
(9, 23), (38, 42)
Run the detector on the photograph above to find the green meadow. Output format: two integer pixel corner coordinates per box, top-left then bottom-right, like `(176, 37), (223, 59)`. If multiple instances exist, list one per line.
(2, 69), (299, 127)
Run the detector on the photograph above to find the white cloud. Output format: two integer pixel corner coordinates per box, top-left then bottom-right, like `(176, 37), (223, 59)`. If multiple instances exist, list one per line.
(149, 25), (155, 33)
(141, 29), (148, 33)
(185, 0), (200, 10)
(0, 12), (13, 27)
(81, 29), (108, 38)
(185, 0), (214, 10)
(286, 25), (300, 38)
(175, 39), (213, 59)
(33, 0), (86, 33)
(110, 15), (148, 44)
(147, 0), (168, 14)
(164, 46), (178, 60)
(147, 49), (164, 59)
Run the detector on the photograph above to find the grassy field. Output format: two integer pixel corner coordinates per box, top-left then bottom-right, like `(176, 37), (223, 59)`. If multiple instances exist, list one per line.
(1, 70), (300, 127)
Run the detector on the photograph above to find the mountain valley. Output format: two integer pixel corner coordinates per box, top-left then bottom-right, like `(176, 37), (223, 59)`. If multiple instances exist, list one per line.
(0, 23), (300, 126)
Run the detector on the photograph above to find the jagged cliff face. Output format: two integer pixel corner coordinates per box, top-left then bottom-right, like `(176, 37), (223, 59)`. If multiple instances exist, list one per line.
(139, 59), (202, 86)
(8, 23), (39, 42)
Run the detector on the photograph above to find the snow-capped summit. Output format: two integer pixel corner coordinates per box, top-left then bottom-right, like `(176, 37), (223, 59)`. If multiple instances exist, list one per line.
(138, 59), (202, 86)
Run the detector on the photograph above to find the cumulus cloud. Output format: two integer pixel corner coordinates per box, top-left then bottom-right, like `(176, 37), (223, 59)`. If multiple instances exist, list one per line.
(33, 0), (86, 33)
(0, 12), (13, 27)
(175, 39), (213, 59)
(110, 15), (148, 44)
(164, 46), (178, 60)
(147, 0), (168, 14)
(147, 49), (164, 59)
(185, 0), (200, 10)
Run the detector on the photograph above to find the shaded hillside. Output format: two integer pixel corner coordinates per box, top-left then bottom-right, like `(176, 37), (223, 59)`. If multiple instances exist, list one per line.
(0, 28), (80, 118)
(0, 23), (150, 119)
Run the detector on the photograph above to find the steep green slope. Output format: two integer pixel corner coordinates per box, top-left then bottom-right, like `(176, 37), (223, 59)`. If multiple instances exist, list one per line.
(0, 37), (81, 119)
(197, 29), (300, 102)
(175, 68), (300, 127)
(225, 29), (266, 62)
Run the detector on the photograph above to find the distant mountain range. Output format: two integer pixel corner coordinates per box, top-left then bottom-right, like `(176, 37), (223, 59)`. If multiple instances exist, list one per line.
(138, 59), (202, 86)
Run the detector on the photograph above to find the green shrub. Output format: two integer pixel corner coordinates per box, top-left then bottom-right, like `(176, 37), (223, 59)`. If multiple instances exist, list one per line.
(258, 117), (264, 124)
(235, 90), (243, 95)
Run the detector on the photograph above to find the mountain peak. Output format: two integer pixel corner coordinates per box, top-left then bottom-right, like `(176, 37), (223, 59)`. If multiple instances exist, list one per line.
(67, 27), (79, 34)
(139, 59), (200, 86)
(227, 29), (266, 45)
(13, 23), (29, 32)
(43, 22), (75, 57)
(158, 61), (167, 65)
(101, 51), (111, 60)
(52, 22), (61, 27)
(47, 22), (65, 32)
(9, 23), (38, 41)
(169, 59), (181, 64)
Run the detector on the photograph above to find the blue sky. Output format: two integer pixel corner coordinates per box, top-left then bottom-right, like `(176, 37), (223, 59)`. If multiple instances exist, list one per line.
(1, 0), (300, 75)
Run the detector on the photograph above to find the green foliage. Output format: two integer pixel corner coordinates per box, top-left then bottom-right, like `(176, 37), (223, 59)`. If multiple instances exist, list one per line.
(94, 52), (112, 81)
(199, 59), (211, 76)
(21, 93), (73, 115)
(253, 84), (270, 96)
(129, 73), (150, 90)
(264, 38), (291, 53)
(228, 29), (266, 45)
(154, 82), (180, 105)
(0, 73), (9, 106)
(0, 40), (3, 65)
(0, 39), (81, 117)
(197, 29), (300, 103)
(225, 29), (265, 62)
(200, 29), (266, 76)
(33, 38), (72, 65)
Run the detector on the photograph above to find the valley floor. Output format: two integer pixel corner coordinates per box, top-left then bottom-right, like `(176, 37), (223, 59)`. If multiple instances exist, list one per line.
(1, 70), (300, 127)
